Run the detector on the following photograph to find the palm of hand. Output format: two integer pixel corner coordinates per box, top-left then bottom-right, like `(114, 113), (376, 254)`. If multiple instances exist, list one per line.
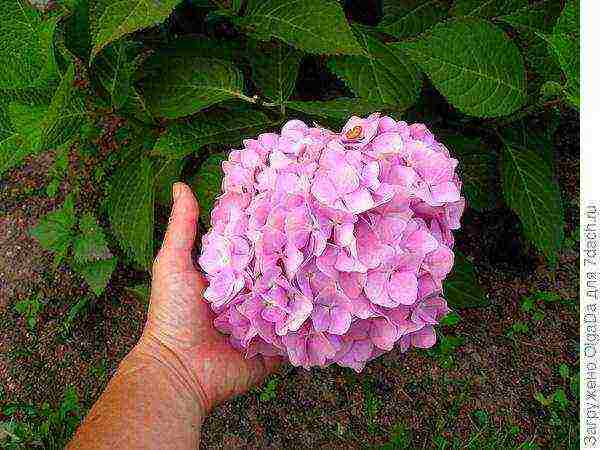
(140, 184), (278, 410)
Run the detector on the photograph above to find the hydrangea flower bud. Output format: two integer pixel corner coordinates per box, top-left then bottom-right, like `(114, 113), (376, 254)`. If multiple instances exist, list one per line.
(198, 113), (465, 372)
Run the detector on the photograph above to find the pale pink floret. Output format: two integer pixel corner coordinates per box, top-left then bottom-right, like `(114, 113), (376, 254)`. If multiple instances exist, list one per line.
(199, 114), (465, 372)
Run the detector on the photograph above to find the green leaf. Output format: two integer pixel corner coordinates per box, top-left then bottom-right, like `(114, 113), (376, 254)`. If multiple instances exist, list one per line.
(141, 56), (244, 119)
(0, 101), (48, 176)
(73, 213), (112, 263)
(147, 37), (244, 62)
(63, 0), (92, 59)
(40, 64), (88, 151)
(442, 135), (496, 211)
(444, 252), (488, 308)
(540, 32), (579, 109)
(554, 0), (579, 38)
(249, 40), (302, 104)
(0, 1), (59, 89)
(497, 0), (560, 33)
(91, 0), (180, 58)
(75, 257), (117, 295)
(378, 0), (448, 39)
(107, 156), (155, 268)
(153, 110), (274, 159)
(552, 388), (569, 410)
(286, 98), (398, 120)
(501, 140), (564, 263)
(95, 41), (141, 109)
(450, 0), (526, 18)
(125, 283), (151, 303)
(190, 153), (227, 226)
(328, 26), (421, 108)
(62, 296), (91, 335)
(155, 158), (185, 206)
(559, 363), (570, 380)
(8, 102), (47, 149)
(242, 0), (363, 55)
(394, 18), (526, 117)
(540, 81), (563, 100)
(502, 124), (555, 166)
(496, 2), (563, 88)
(30, 194), (76, 265)
(15, 294), (43, 330)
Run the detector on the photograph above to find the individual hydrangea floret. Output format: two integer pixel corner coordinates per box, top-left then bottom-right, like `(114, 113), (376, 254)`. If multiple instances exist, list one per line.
(198, 113), (465, 372)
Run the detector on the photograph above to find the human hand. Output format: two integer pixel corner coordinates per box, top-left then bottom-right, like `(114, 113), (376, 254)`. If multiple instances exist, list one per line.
(135, 182), (280, 411)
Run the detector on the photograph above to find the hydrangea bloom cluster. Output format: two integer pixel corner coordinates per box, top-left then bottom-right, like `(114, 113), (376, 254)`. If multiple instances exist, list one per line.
(198, 113), (465, 372)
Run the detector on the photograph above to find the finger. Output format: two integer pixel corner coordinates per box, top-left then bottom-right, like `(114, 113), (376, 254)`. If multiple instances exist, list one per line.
(154, 183), (200, 274)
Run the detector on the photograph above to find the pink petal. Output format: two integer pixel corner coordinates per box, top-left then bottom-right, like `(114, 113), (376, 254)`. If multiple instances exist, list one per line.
(284, 242), (304, 278)
(311, 175), (339, 206)
(411, 326), (437, 348)
(308, 333), (337, 366)
(364, 270), (390, 306)
(328, 307), (352, 335)
(370, 318), (398, 351)
(431, 181), (460, 204)
(343, 188), (375, 213)
(352, 295), (374, 319)
(388, 271), (418, 306)
(339, 271), (366, 298)
(368, 132), (403, 158)
(311, 305), (331, 332)
(316, 245), (339, 279)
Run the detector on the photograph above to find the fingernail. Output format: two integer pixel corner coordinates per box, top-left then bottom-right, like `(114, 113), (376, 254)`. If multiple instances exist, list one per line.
(172, 183), (182, 202)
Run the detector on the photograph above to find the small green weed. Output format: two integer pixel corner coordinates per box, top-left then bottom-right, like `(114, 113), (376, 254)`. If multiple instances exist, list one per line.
(14, 293), (44, 330)
(380, 421), (412, 449)
(0, 386), (81, 450)
(61, 296), (91, 338)
(259, 378), (279, 402)
(362, 379), (382, 435)
(432, 409), (538, 449)
(428, 333), (464, 369)
(506, 321), (530, 338)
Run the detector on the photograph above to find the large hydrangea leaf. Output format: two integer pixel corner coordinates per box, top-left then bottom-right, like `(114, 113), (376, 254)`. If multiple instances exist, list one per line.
(394, 18), (526, 118)
(0, 1), (59, 89)
(241, 0), (363, 55)
(450, 0), (526, 18)
(328, 26), (421, 109)
(0, 101), (49, 177)
(91, 0), (180, 58)
(141, 56), (244, 119)
(378, 0), (448, 39)
(190, 154), (227, 226)
(95, 41), (142, 109)
(539, 32), (579, 109)
(249, 41), (302, 104)
(153, 111), (274, 159)
(554, 0), (579, 38)
(496, 1), (563, 91)
(501, 140), (564, 263)
(40, 64), (88, 151)
(107, 156), (155, 268)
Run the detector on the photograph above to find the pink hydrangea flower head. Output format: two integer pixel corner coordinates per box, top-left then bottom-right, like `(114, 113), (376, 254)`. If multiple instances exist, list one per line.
(198, 114), (465, 372)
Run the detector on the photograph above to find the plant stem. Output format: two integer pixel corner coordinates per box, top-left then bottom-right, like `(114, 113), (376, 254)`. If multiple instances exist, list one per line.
(233, 93), (282, 109)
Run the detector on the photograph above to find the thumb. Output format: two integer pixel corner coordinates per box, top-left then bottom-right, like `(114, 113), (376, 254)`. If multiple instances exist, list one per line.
(154, 183), (200, 275)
